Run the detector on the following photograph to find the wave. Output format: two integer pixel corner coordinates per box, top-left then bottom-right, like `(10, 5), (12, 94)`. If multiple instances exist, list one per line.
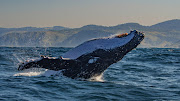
(14, 67), (105, 82)
(14, 68), (65, 77)
(13, 68), (46, 77)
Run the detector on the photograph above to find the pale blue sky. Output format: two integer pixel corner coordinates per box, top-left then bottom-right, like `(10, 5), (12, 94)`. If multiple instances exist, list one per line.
(0, 0), (180, 28)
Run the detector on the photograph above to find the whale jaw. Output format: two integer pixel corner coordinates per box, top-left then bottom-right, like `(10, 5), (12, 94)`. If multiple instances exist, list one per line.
(18, 30), (144, 79)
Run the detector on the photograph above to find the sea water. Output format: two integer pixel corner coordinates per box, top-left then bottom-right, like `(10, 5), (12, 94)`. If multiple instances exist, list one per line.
(0, 47), (180, 101)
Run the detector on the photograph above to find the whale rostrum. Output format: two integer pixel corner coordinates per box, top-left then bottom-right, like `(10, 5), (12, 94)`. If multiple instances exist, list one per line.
(18, 30), (145, 79)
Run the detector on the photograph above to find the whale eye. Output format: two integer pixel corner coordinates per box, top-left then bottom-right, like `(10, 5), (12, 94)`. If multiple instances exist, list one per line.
(116, 33), (128, 38)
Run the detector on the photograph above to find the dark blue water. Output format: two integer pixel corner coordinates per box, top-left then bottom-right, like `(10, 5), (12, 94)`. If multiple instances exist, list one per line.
(0, 47), (180, 101)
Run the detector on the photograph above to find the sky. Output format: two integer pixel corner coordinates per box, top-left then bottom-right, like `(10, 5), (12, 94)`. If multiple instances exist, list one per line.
(0, 0), (180, 28)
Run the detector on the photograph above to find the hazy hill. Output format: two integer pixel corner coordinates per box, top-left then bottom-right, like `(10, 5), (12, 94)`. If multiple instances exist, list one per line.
(0, 30), (73, 47)
(110, 23), (147, 31)
(150, 19), (180, 31)
(0, 26), (68, 36)
(60, 30), (113, 47)
(0, 19), (180, 48)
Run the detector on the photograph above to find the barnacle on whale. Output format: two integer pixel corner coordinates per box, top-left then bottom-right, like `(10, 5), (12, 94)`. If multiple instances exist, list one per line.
(116, 33), (129, 38)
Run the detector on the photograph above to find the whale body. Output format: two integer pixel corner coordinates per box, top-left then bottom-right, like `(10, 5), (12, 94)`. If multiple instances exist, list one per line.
(18, 30), (144, 79)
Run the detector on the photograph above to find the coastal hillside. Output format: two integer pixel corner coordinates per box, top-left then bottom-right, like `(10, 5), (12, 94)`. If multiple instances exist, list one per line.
(0, 19), (180, 48)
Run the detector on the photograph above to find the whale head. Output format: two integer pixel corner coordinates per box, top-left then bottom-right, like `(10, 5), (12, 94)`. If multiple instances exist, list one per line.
(62, 30), (145, 79)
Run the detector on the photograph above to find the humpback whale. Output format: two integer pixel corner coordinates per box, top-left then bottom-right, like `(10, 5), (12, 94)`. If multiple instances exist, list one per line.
(18, 30), (144, 79)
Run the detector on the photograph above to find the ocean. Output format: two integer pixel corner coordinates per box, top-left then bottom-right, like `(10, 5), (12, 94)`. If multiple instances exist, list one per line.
(0, 47), (180, 101)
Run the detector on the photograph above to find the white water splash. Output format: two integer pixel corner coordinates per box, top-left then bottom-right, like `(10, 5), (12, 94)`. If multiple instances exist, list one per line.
(14, 67), (105, 82)
(13, 54), (24, 63)
(14, 71), (43, 76)
(89, 73), (105, 82)
(14, 68), (64, 77)
(42, 70), (63, 77)
(14, 68), (46, 77)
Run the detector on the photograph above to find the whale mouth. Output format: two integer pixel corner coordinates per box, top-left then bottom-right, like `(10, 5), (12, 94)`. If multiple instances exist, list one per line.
(136, 30), (145, 37)
(131, 30), (145, 41)
(137, 31), (145, 42)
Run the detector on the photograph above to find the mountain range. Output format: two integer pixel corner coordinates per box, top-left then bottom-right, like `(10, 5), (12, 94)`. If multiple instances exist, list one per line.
(0, 19), (180, 48)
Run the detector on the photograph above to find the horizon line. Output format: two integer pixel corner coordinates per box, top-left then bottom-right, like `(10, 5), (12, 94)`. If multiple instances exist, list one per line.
(0, 19), (179, 29)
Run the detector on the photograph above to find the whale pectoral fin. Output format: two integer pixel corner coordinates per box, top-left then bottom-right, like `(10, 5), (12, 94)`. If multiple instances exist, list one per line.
(18, 58), (47, 71)
(18, 57), (77, 71)
(18, 61), (37, 71)
(18, 57), (59, 71)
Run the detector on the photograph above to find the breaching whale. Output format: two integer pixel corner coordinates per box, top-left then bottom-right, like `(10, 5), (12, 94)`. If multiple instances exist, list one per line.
(18, 30), (144, 79)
